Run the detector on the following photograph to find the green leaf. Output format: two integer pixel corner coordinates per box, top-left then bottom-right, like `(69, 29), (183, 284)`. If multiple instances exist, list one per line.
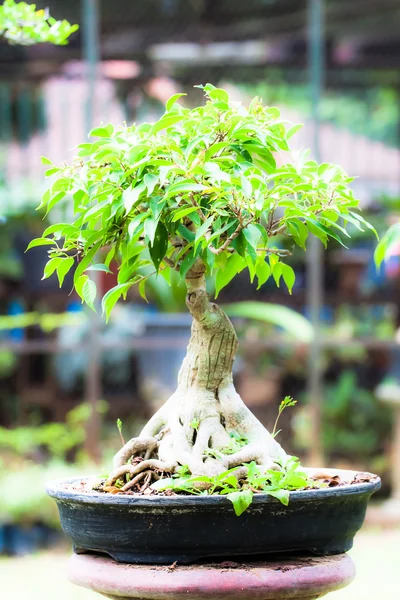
(150, 478), (175, 492)
(150, 115), (184, 135)
(144, 215), (158, 246)
(246, 254), (257, 281)
(177, 224), (195, 242)
(104, 246), (116, 268)
(128, 212), (149, 239)
(243, 224), (261, 251)
(75, 274), (89, 302)
(207, 87), (229, 103)
(287, 220), (308, 250)
(89, 127), (111, 138)
(144, 173), (159, 195)
(42, 223), (73, 238)
(86, 264), (113, 274)
(232, 231), (247, 257)
(73, 241), (103, 287)
(271, 261), (282, 287)
(246, 145), (276, 172)
(124, 182), (146, 214)
(172, 206), (200, 222)
(226, 489), (253, 516)
(205, 141), (229, 162)
(256, 261), (271, 289)
(41, 156), (53, 165)
(349, 211), (378, 239)
(374, 222), (400, 269)
(215, 254), (246, 297)
(281, 263), (295, 294)
(26, 238), (57, 251)
(101, 283), (133, 322)
(240, 175), (252, 199)
(304, 217), (347, 248)
(82, 198), (110, 223)
(265, 488), (290, 506)
(166, 93), (187, 111)
(165, 180), (207, 198)
(286, 124), (303, 140)
(56, 257), (74, 288)
(179, 249), (198, 278)
(150, 196), (165, 221)
(118, 256), (138, 284)
(82, 278), (97, 311)
(138, 279), (148, 302)
(43, 191), (67, 216)
(207, 222), (232, 245)
(149, 222), (168, 271)
(42, 257), (62, 280)
(45, 167), (61, 177)
(194, 216), (214, 250)
(374, 237), (387, 270)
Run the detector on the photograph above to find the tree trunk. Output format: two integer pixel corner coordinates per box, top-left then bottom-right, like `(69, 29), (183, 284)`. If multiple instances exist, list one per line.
(107, 260), (286, 485)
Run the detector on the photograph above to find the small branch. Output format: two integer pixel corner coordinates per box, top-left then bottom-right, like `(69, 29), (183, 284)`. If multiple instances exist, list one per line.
(269, 222), (287, 237)
(260, 248), (292, 257)
(189, 192), (207, 222)
(208, 215), (251, 255)
(163, 256), (179, 270)
(135, 271), (156, 285)
(267, 206), (275, 231)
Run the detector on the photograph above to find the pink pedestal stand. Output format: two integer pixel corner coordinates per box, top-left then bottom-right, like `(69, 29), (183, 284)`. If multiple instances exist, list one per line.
(68, 553), (355, 600)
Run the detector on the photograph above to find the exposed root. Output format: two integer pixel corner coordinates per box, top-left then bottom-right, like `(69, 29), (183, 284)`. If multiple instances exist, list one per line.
(141, 472), (152, 493)
(112, 436), (159, 470)
(106, 459), (176, 487)
(120, 471), (146, 492)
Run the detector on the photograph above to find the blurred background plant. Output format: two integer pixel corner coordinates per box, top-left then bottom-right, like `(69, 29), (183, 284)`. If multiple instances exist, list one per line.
(294, 370), (392, 475)
(0, 401), (110, 542)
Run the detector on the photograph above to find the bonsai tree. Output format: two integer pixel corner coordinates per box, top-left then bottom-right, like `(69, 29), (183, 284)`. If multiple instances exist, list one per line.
(0, 0), (78, 45)
(30, 84), (374, 495)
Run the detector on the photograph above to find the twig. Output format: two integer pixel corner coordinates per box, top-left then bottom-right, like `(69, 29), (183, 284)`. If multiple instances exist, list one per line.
(163, 256), (179, 270)
(269, 222), (287, 237)
(260, 248), (292, 257)
(189, 192), (207, 222)
(208, 216), (252, 255)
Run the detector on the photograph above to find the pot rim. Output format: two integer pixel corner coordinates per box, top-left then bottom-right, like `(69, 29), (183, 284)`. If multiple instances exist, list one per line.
(46, 468), (381, 507)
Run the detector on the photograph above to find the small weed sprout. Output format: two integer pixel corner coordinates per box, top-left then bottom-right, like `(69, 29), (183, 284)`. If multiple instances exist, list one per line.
(116, 418), (125, 446)
(272, 396), (297, 438)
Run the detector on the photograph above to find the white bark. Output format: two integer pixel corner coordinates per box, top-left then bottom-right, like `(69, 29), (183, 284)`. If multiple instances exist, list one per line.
(106, 260), (286, 486)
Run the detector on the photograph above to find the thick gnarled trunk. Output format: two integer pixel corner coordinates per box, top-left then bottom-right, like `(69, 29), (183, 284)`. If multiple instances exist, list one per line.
(106, 261), (286, 488)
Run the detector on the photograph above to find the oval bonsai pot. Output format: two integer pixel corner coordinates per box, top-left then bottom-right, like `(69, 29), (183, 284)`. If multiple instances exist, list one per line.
(46, 468), (380, 565)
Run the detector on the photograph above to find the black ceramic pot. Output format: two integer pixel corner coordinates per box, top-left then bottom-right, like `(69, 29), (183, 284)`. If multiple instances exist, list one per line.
(47, 469), (380, 565)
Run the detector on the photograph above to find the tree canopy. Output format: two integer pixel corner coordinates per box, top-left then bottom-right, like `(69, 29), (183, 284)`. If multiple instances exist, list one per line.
(29, 84), (375, 319)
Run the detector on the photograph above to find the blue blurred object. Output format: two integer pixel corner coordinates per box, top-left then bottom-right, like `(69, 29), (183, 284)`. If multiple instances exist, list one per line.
(303, 304), (334, 324)
(7, 299), (25, 342)
(0, 523), (60, 556)
(66, 299), (83, 313)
